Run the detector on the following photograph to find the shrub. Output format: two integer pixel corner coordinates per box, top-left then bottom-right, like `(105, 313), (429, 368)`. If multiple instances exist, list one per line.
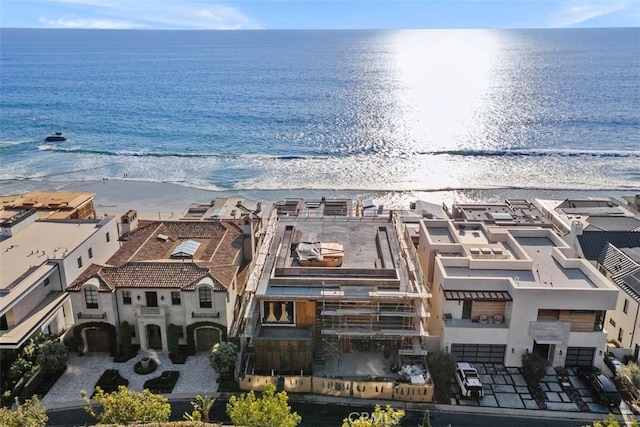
(120, 321), (133, 358)
(521, 352), (547, 385)
(82, 386), (170, 425)
(227, 383), (301, 427)
(0, 396), (47, 427)
(167, 324), (179, 354)
(426, 350), (455, 403)
(209, 342), (238, 379)
(143, 371), (180, 394)
(92, 370), (129, 396)
(35, 340), (69, 375)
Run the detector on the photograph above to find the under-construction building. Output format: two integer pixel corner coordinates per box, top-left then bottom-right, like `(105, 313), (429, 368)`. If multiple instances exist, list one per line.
(242, 198), (431, 375)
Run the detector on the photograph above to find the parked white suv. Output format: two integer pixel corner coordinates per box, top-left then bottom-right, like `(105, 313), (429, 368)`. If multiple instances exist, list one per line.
(455, 362), (484, 398)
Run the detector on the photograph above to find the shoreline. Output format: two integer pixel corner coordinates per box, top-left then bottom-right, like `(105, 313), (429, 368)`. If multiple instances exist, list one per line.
(0, 178), (636, 218)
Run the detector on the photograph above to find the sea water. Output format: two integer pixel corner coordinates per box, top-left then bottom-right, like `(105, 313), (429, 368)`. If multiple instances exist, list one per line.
(1, 28), (639, 206)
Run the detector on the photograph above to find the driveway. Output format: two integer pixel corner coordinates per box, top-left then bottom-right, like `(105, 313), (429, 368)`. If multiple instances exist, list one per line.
(41, 350), (218, 409)
(451, 364), (626, 416)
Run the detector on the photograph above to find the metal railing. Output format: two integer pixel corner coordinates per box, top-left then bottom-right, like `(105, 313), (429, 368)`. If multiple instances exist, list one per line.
(192, 311), (220, 318)
(77, 312), (106, 319)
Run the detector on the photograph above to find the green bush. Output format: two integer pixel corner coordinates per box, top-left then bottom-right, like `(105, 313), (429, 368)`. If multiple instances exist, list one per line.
(120, 321), (133, 357)
(521, 352), (547, 385)
(167, 324), (179, 354)
(426, 350), (456, 404)
(36, 340), (69, 375)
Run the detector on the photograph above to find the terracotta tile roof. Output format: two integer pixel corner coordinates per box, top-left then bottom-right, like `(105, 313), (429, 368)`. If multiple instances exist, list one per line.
(66, 264), (113, 292)
(109, 220), (240, 265)
(101, 262), (218, 289)
(71, 220), (244, 292)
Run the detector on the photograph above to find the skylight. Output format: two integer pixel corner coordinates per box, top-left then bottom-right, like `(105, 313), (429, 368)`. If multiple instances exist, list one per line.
(171, 240), (201, 258)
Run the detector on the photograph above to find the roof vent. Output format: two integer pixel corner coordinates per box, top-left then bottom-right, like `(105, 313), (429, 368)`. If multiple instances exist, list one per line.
(157, 234), (169, 242)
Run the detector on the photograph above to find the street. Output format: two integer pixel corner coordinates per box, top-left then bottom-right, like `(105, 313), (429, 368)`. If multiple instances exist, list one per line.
(46, 399), (590, 426)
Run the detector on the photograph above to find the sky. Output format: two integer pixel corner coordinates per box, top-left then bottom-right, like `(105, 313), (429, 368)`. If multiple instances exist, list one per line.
(1, 0), (638, 30)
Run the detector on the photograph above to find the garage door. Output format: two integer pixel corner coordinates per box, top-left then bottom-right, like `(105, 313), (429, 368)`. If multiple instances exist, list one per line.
(196, 328), (220, 352)
(86, 329), (110, 352)
(565, 347), (595, 367)
(450, 344), (506, 363)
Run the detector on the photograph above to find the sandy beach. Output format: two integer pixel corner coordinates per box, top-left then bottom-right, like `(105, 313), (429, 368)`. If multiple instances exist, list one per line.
(1, 178), (634, 221)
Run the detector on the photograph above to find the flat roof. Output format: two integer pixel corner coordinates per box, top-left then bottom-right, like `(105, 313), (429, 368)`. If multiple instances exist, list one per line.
(0, 291), (68, 348)
(429, 227), (454, 244)
(0, 191), (94, 210)
(257, 217), (414, 297)
(0, 220), (108, 292)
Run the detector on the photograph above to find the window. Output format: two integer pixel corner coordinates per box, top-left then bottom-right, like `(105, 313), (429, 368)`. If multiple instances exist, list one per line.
(609, 318), (617, 327)
(106, 232), (111, 242)
(84, 287), (98, 309)
(171, 291), (181, 305)
(131, 326), (136, 338)
(199, 287), (212, 309)
(262, 301), (295, 324)
(122, 291), (132, 305)
(43, 277), (50, 286)
(618, 328), (624, 343)
(77, 257), (83, 268)
(88, 247), (93, 259)
(0, 315), (8, 331)
(623, 299), (629, 314)
(177, 326), (184, 338)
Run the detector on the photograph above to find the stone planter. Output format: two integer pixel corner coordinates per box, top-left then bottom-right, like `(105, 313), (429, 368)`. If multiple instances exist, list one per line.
(141, 357), (150, 369)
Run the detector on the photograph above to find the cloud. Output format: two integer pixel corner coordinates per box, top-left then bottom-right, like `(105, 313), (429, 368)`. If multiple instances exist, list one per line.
(553, 0), (631, 27)
(41, 17), (139, 29)
(195, 5), (261, 29)
(37, 1), (262, 30)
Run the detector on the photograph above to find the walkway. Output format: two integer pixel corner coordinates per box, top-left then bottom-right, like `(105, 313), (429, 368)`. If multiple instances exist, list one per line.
(41, 350), (218, 409)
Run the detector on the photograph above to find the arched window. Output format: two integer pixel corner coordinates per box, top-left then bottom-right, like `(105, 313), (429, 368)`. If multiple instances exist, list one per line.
(84, 287), (98, 309)
(198, 287), (212, 309)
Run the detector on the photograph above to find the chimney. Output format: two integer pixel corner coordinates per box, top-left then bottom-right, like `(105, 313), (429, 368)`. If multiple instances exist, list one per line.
(120, 210), (138, 236)
(568, 220), (584, 258)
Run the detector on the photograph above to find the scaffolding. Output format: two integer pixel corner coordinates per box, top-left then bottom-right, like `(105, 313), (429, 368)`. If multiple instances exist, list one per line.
(317, 282), (429, 366)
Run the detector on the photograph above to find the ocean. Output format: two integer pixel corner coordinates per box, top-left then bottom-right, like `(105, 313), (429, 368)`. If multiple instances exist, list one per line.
(1, 28), (639, 208)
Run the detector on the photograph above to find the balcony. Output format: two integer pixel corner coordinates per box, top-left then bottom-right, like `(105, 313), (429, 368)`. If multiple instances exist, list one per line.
(444, 316), (509, 329)
(136, 305), (167, 318)
(77, 312), (107, 320)
(192, 311), (220, 319)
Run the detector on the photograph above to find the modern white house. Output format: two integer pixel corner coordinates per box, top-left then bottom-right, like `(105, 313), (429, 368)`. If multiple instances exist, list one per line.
(66, 215), (248, 354)
(594, 243), (640, 361)
(417, 209), (619, 369)
(536, 195), (640, 362)
(0, 207), (119, 360)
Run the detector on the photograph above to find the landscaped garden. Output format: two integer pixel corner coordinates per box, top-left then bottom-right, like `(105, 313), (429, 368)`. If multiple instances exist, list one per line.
(0, 334), (69, 408)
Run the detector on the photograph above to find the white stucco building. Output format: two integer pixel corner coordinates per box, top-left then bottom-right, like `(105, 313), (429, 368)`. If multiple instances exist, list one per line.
(67, 217), (249, 354)
(0, 208), (119, 358)
(418, 211), (619, 369)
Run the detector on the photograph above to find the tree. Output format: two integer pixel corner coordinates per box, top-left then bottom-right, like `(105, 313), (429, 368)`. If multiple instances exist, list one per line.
(35, 339), (69, 375)
(521, 352), (547, 385)
(585, 413), (638, 427)
(421, 409), (431, 427)
(342, 405), (405, 427)
(184, 394), (216, 423)
(81, 385), (171, 424)
(427, 350), (456, 403)
(0, 396), (48, 427)
(617, 362), (640, 402)
(226, 383), (301, 427)
(209, 341), (238, 378)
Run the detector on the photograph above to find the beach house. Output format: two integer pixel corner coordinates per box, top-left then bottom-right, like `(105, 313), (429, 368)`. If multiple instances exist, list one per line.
(536, 195), (640, 362)
(417, 200), (619, 368)
(0, 207), (119, 362)
(66, 213), (249, 354)
(240, 198), (431, 376)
